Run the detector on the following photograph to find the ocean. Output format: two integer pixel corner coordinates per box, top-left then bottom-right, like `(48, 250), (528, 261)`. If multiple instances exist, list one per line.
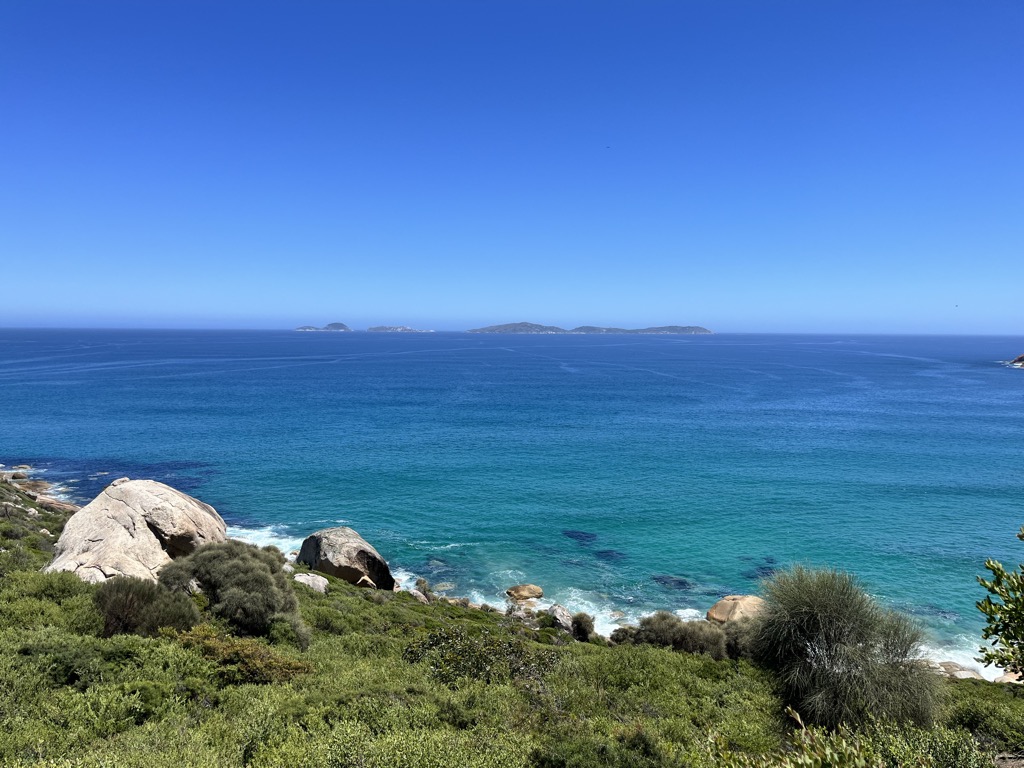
(2, 329), (1022, 674)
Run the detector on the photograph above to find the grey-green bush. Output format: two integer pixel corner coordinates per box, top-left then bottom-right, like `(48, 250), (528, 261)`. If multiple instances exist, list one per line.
(630, 611), (728, 660)
(94, 576), (199, 637)
(571, 612), (595, 643)
(159, 540), (304, 640)
(751, 566), (937, 729)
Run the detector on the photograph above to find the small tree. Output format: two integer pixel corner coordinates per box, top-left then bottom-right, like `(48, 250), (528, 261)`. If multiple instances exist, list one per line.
(752, 566), (937, 729)
(977, 525), (1024, 674)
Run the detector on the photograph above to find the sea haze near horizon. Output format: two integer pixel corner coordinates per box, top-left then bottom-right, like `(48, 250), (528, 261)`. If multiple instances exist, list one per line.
(2, 329), (1022, 670)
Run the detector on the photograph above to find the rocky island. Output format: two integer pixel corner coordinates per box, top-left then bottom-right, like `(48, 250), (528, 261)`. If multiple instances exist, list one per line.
(1010, 354), (1024, 368)
(468, 322), (712, 335)
(295, 322), (352, 332)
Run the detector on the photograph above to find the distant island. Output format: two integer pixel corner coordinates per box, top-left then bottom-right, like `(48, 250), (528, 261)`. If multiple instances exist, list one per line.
(367, 326), (435, 333)
(468, 322), (712, 335)
(295, 323), (352, 332)
(1010, 354), (1024, 368)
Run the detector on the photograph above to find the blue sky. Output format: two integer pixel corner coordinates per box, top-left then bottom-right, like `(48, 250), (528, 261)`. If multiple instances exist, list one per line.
(2, 1), (1021, 332)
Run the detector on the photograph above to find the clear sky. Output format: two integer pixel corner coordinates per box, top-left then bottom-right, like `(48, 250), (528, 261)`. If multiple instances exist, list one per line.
(2, 1), (1021, 333)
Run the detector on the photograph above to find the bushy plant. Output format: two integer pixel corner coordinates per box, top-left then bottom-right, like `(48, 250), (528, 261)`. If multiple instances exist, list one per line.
(94, 577), (199, 637)
(159, 540), (304, 639)
(610, 625), (638, 645)
(403, 625), (555, 688)
(978, 524), (1024, 674)
(941, 677), (1024, 752)
(572, 612), (595, 643)
(724, 617), (757, 660)
(175, 624), (311, 685)
(751, 567), (937, 729)
(629, 611), (728, 660)
(711, 709), (992, 768)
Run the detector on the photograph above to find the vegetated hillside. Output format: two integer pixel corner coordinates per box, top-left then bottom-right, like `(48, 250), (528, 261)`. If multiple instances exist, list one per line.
(0, 476), (1018, 767)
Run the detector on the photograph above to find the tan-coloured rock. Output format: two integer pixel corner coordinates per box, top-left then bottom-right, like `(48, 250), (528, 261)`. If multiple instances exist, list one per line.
(706, 595), (765, 624)
(296, 527), (395, 590)
(506, 584), (543, 601)
(45, 478), (226, 583)
(293, 572), (329, 593)
(996, 672), (1021, 684)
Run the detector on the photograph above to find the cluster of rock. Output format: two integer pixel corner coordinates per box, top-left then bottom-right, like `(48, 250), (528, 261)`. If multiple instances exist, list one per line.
(43, 479), (396, 596)
(1010, 354), (1024, 368)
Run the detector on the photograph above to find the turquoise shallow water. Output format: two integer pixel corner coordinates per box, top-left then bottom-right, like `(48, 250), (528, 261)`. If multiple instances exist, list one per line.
(1, 329), (1022, 668)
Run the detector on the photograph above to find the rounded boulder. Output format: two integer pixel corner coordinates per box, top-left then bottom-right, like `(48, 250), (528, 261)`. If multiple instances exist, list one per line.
(706, 594), (765, 624)
(296, 526), (395, 590)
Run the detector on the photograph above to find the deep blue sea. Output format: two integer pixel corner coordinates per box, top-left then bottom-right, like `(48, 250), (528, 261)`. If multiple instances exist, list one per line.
(2, 329), (1022, 672)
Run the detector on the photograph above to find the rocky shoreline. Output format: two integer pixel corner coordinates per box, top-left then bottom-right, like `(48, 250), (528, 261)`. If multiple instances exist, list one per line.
(1, 462), (1008, 683)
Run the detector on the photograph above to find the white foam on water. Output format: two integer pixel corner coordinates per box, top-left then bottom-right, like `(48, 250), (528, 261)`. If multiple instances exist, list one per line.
(922, 639), (1001, 681)
(675, 608), (705, 622)
(227, 525), (305, 558)
(391, 568), (419, 591)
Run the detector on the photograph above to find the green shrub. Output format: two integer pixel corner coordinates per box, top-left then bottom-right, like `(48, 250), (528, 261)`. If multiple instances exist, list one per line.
(751, 567), (937, 729)
(0, 570), (101, 634)
(609, 625), (638, 645)
(571, 612), (595, 643)
(159, 540), (305, 640)
(724, 617), (757, 660)
(94, 577), (199, 637)
(942, 677), (1024, 752)
(978, 524), (1024, 674)
(628, 612), (728, 660)
(403, 625), (555, 688)
(174, 623), (312, 685)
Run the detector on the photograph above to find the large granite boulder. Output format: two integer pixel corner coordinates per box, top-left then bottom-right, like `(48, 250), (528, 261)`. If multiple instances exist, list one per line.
(45, 478), (227, 583)
(296, 527), (395, 590)
(706, 595), (765, 624)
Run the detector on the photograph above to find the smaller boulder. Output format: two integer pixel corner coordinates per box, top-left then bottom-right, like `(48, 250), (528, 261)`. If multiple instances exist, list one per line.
(282, 563), (295, 574)
(545, 604), (573, 633)
(297, 527), (395, 590)
(996, 672), (1021, 684)
(38, 529), (51, 536)
(293, 573), (329, 594)
(506, 584), (543, 601)
(407, 588), (430, 605)
(707, 595), (765, 624)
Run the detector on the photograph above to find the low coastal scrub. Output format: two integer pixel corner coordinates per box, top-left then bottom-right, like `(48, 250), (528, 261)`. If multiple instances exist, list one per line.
(0, 477), (1017, 767)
